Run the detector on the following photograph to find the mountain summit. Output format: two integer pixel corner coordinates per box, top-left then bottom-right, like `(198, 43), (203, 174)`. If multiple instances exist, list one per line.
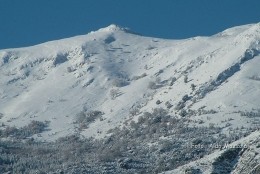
(96, 24), (132, 32)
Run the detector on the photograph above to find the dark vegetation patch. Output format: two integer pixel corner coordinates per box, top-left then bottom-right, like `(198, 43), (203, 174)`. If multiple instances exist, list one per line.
(0, 108), (256, 173)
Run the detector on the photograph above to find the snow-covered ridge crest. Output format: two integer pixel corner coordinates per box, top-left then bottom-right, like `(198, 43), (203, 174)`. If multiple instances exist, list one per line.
(214, 22), (260, 38)
(94, 24), (132, 33)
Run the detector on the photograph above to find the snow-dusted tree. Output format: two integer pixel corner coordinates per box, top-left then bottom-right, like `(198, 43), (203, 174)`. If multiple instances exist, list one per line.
(148, 81), (157, 89)
(110, 88), (121, 99)
(184, 75), (188, 83)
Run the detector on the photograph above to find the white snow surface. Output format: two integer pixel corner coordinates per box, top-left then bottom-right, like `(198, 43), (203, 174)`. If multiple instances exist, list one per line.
(0, 23), (260, 141)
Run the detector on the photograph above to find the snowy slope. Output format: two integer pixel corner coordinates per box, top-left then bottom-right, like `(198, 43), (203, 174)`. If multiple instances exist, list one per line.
(0, 23), (260, 142)
(163, 130), (260, 174)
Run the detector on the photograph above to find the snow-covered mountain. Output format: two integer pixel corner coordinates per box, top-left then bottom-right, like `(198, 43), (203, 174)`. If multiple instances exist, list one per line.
(0, 23), (259, 173)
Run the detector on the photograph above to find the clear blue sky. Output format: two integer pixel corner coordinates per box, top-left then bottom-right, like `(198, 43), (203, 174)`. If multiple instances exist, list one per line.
(0, 0), (259, 49)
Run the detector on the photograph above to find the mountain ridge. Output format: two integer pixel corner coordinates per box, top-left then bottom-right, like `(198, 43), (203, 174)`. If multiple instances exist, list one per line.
(0, 22), (259, 173)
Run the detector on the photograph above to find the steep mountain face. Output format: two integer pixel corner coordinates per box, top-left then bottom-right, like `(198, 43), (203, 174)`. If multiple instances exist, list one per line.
(0, 23), (259, 173)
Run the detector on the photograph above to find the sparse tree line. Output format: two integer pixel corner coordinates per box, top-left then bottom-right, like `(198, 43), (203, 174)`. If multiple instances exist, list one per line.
(0, 106), (257, 173)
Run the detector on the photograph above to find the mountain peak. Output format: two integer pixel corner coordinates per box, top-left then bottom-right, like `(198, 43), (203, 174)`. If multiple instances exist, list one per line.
(96, 24), (132, 33)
